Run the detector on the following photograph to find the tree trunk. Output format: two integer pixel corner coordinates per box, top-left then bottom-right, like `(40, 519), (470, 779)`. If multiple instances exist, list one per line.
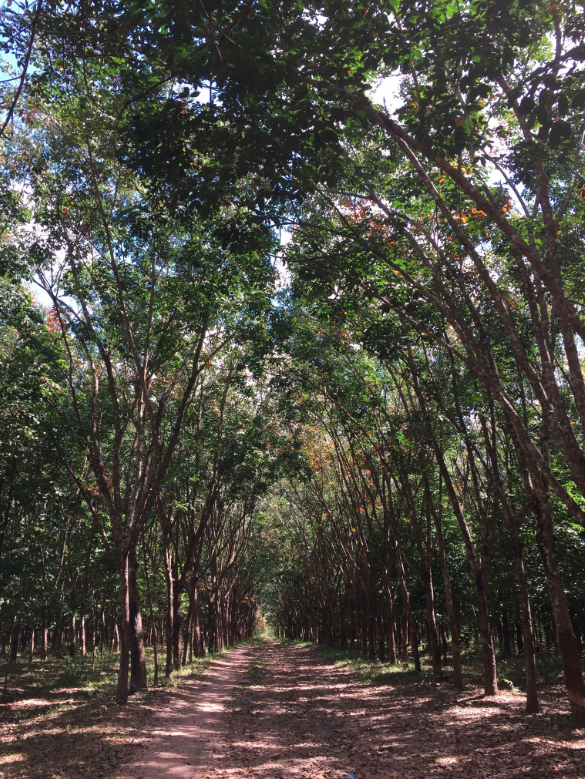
(69, 614), (76, 657)
(433, 505), (463, 688)
(400, 616), (408, 662)
(129, 550), (147, 692)
(531, 483), (585, 726)
(502, 610), (512, 656)
(172, 586), (182, 670)
(340, 596), (347, 649)
(164, 543), (174, 678)
(476, 579), (498, 695)
(182, 581), (197, 666)
(142, 544), (159, 685)
(377, 605), (385, 662)
(80, 613), (86, 657)
(41, 619), (48, 661)
(349, 589), (356, 649)
(116, 553), (131, 705)
(367, 593), (375, 659)
(192, 588), (203, 657)
(422, 567), (442, 678)
(433, 442), (495, 694)
(509, 532), (539, 713)
(385, 592), (397, 664)
(28, 626), (35, 664)
(411, 616), (421, 672)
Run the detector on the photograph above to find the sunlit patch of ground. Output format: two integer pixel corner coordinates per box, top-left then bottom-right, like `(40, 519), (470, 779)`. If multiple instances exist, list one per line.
(209, 642), (585, 779)
(0, 649), (224, 779)
(2, 642), (584, 779)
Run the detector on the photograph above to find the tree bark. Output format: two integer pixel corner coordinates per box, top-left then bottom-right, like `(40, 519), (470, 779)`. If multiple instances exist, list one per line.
(116, 553), (131, 705)
(28, 626), (35, 664)
(531, 482), (585, 726)
(509, 530), (539, 713)
(129, 549), (147, 692)
(422, 567), (442, 678)
(41, 619), (48, 661)
(80, 613), (86, 657)
(432, 499), (463, 688)
(476, 578), (498, 695)
(172, 586), (182, 670)
(377, 604), (385, 662)
(142, 544), (159, 685)
(69, 614), (76, 657)
(163, 542), (174, 678)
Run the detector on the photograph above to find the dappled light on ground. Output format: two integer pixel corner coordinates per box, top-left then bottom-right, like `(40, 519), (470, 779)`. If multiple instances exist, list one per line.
(123, 648), (250, 779)
(196, 642), (584, 779)
(2, 642), (584, 778)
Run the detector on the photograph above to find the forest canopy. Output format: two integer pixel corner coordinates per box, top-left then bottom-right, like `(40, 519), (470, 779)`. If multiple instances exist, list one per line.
(1, 0), (585, 729)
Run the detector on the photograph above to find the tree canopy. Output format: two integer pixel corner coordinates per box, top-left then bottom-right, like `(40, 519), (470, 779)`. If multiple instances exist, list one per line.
(1, 0), (585, 727)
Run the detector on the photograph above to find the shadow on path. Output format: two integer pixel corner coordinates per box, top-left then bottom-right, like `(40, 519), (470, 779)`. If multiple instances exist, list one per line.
(119, 641), (585, 779)
(215, 641), (584, 779)
(121, 647), (250, 779)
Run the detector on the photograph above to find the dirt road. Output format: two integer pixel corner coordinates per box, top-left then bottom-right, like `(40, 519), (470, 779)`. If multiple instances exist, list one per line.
(122, 640), (584, 779)
(122, 646), (250, 779)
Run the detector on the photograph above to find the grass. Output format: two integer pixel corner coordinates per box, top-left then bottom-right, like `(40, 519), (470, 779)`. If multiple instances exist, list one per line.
(0, 639), (258, 779)
(275, 636), (576, 692)
(1, 638), (256, 713)
(1, 652), (121, 708)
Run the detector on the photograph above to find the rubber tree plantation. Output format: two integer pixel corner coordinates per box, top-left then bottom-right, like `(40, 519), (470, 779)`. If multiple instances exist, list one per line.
(1, 0), (585, 767)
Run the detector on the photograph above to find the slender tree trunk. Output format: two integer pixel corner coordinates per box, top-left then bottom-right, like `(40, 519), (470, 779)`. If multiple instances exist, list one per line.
(172, 586), (182, 670)
(377, 604), (385, 662)
(28, 626), (35, 664)
(129, 549), (147, 692)
(440, 622), (448, 663)
(116, 553), (131, 705)
(411, 616), (421, 672)
(476, 579), (497, 695)
(400, 616), (408, 662)
(340, 596), (347, 649)
(143, 545), (159, 685)
(483, 417), (538, 710)
(509, 531), (539, 712)
(422, 567), (442, 678)
(41, 619), (48, 661)
(502, 610), (512, 656)
(531, 482), (585, 726)
(433, 501), (463, 688)
(192, 588), (203, 657)
(80, 613), (86, 657)
(432, 440), (496, 694)
(69, 614), (76, 657)
(349, 588), (356, 649)
(100, 609), (105, 656)
(163, 543), (174, 678)
(385, 592), (397, 664)
(183, 581), (197, 666)
(3, 617), (20, 698)
(367, 592), (375, 659)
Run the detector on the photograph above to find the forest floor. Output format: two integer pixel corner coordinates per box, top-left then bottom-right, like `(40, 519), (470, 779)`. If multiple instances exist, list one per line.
(0, 648), (232, 779)
(2, 640), (585, 778)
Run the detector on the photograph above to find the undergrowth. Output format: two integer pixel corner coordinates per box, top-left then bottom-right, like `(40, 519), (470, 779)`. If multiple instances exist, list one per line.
(275, 636), (575, 692)
(0, 637), (256, 714)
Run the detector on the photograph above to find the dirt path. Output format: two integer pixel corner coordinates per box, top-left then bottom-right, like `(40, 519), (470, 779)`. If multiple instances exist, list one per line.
(213, 641), (583, 779)
(121, 646), (250, 779)
(122, 641), (585, 779)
